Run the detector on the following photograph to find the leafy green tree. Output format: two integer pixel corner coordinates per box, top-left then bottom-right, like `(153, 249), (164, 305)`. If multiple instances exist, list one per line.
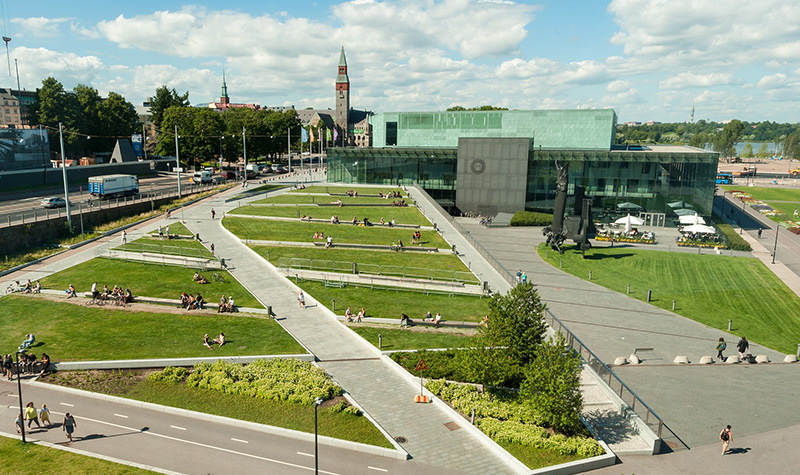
(741, 143), (754, 158)
(712, 119), (745, 158)
(150, 85), (190, 130)
(520, 333), (583, 435)
(756, 142), (769, 158)
(688, 132), (709, 149)
(157, 106), (223, 168)
(784, 133), (800, 160)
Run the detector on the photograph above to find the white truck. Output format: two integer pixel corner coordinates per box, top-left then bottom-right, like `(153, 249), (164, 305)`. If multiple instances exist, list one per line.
(88, 174), (139, 199)
(192, 170), (212, 184)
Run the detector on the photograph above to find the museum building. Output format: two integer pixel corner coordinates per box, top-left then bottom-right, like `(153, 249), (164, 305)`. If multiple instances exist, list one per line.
(327, 109), (718, 223)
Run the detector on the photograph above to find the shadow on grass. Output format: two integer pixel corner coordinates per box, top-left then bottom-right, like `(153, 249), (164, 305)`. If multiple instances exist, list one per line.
(584, 252), (635, 260)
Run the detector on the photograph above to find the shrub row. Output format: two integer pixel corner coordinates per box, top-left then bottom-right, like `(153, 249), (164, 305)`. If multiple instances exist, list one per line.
(186, 359), (341, 405)
(148, 366), (189, 384)
(711, 215), (752, 251)
(390, 349), (522, 388)
(510, 211), (553, 227)
(477, 418), (604, 458)
(426, 379), (543, 425)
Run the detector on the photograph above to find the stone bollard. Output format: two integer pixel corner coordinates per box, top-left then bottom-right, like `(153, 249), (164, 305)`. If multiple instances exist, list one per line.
(673, 355), (690, 364)
(725, 355), (741, 364)
(613, 356), (628, 365)
(783, 354), (798, 363)
(755, 355), (770, 364)
(698, 356), (714, 364)
(628, 354), (641, 365)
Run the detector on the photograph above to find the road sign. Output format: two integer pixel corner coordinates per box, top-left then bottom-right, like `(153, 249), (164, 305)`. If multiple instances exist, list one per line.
(415, 359), (428, 372)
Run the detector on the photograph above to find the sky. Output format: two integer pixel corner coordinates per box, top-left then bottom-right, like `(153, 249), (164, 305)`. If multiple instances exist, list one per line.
(3, 0), (800, 123)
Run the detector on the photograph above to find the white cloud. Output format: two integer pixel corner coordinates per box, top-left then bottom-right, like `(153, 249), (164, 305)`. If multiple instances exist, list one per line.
(11, 17), (71, 37)
(14, 47), (103, 89)
(757, 73), (788, 89)
(607, 80), (631, 92)
(660, 72), (733, 89)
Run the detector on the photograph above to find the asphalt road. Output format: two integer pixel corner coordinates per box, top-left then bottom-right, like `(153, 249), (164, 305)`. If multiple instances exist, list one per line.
(1, 377), (459, 475)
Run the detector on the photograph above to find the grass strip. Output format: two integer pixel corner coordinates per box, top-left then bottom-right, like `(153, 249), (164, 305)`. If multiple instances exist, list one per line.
(252, 194), (415, 205)
(721, 185), (800, 202)
(113, 237), (213, 258)
(147, 221), (193, 236)
(710, 214), (751, 251)
(349, 326), (473, 351)
(295, 280), (489, 322)
(224, 217), (448, 248)
(40, 258), (262, 308)
(289, 185), (406, 196)
(496, 439), (584, 470)
(0, 295), (302, 360)
(537, 244), (800, 353)
(0, 435), (157, 474)
(230, 205), (431, 226)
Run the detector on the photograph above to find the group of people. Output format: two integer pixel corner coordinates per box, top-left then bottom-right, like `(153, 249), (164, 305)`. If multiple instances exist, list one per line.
(380, 217), (396, 227)
(202, 332), (225, 349)
(329, 215), (340, 224)
(92, 282), (133, 304)
(378, 190), (402, 199)
(410, 230), (422, 244)
(391, 199), (407, 207)
(515, 270), (529, 285)
(3, 349), (50, 381)
(344, 189), (359, 197)
(15, 402), (76, 443)
(312, 231), (327, 240)
(715, 336), (751, 362)
(344, 306), (366, 322)
(180, 292), (205, 310)
(192, 272), (210, 284)
(423, 311), (442, 326)
(218, 295), (236, 313)
(20, 280), (41, 294)
(157, 225), (172, 240)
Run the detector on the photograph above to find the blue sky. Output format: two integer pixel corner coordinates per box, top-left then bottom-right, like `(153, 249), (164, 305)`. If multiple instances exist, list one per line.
(4, 0), (800, 122)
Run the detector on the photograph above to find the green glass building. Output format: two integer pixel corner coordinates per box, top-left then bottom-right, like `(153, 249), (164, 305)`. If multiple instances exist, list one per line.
(328, 109), (718, 223)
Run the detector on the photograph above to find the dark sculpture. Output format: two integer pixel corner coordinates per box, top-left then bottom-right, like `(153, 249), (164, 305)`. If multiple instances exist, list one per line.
(542, 161), (595, 254)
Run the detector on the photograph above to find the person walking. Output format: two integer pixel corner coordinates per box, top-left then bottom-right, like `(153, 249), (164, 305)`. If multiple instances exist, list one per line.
(297, 291), (305, 309)
(25, 402), (41, 429)
(15, 413), (22, 434)
(720, 425), (733, 455)
(63, 413), (76, 443)
(757, 227), (762, 239)
(40, 404), (51, 428)
(211, 208), (216, 220)
(737, 336), (750, 359)
(716, 337), (727, 361)
(210, 243), (215, 257)
(158, 226), (163, 239)
(122, 230), (127, 244)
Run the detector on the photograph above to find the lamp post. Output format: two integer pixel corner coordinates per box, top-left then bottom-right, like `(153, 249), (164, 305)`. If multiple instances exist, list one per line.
(242, 127), (247, 188)
(174, 125), (182, 199)
(15, 349), (26, 443)
(740, 198), (745, 234)
(219, 135), (224, 170)
(59, 123), (71, 229)
(314, 397), (322, 475)
(772, 225), (779, 264)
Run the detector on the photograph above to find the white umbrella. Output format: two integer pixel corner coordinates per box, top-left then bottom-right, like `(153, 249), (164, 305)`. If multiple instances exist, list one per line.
(674, 208), (697, 216)
(617, 202), (642, 210)
(668, 200), (694, 209)
(679, 214), (706, 225)
(682, 224), (716, 234)
(614, 214), (645, 225)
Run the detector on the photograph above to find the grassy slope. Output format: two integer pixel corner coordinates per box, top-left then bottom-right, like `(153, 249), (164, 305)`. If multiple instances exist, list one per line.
(113, 237), (213, 258)
(296, 280), (489, 322)
(290, 185), (406, 196)
(148, 221), (193, 236)
(40, 258), (262, 308)
(230, 205), (430, 226)
(349, 326), (473, 351)
(224, 217), (449, 248)
(722, 185), (800, 202)
(252, 194), (415, 205)
(538, 245), (800, 353)
(0, 295), (303, 360)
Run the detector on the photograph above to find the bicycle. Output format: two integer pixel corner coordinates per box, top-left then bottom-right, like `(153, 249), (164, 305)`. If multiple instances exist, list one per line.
(5, 281), (24, 295)
(85, 298), (106, 306)
(211, 272), (225, 283)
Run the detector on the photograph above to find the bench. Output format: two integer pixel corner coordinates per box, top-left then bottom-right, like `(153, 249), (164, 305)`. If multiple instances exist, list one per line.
(312, 241), (438, 252)
(300, 218), (420, 229)
(336, 315), (477, 328)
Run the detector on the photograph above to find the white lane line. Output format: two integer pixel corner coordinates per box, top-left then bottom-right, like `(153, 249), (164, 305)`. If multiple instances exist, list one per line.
(368, 467), (388, 472)
(113, 414), (128, 419)
(170, 425), (187, 431)
(7, 394), (16, 397)
(231, 438), (248, 444)
(60, 402), (74, 407)
(50, 412), (341, 475)
(297, 451), (314, 457)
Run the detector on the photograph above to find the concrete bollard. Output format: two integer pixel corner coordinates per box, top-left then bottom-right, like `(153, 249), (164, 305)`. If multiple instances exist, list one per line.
(628, 354), (641, 365)
(613, 356), (628, 365)
(784, 354), (798, 363)
(627, 284), (630, 294)
(698, 356), (714, 364)
(589, 271), (592, 280)
(673, 355), (689, 364)
(378, 334), (382, 349)
(647, 290), (652, 302)
(728, 319), (732, 331)
(560, 259), (563, 268)
(755, 355), (770, 364)
(672, 300), (676, 311)
(332, 299), (335, 312)
(725, 355), (741, 364)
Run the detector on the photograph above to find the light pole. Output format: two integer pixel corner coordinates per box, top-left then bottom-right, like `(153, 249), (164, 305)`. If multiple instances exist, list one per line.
(740, 198), (745, 234)
(772, 225), (779, 264)
(15, 349), (26, 443)
(174, 125), (182, 198)
(314, 397), (322, 475)
(219, 135), (224, 170)
(242, 127), (247, 188)
(59, 123), (71, 229)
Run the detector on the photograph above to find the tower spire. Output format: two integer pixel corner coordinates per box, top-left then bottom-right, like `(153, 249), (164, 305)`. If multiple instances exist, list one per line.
(221, 68), (229, 105)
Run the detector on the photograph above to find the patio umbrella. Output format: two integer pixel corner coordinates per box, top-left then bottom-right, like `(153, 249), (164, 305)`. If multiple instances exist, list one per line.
(679, 214), (706, 225)
(682, 224), (716, 234)
(614, 214), (645, 226)
(674, 208), (697, 216)
(617, 202), (642, 210)
(668, 200), (694, 209)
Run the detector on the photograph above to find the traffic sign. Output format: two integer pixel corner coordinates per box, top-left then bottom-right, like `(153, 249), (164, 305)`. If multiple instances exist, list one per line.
(415, 359), (428, 372)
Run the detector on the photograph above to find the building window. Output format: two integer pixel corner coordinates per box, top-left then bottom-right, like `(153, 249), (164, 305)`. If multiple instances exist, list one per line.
(386, 121), (397, 146)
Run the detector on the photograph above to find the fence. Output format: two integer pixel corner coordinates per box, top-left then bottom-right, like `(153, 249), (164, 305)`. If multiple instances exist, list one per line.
(277, 257), (476, 284)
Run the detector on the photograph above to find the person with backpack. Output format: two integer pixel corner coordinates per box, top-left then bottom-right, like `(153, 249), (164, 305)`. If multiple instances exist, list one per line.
(737, 336), (750, 359)
(716, 337), (727, 361)
(720, 425), (733, 455)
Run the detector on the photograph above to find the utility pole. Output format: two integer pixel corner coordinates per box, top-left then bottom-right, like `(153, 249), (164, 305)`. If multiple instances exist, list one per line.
(59, 123), (71, 228)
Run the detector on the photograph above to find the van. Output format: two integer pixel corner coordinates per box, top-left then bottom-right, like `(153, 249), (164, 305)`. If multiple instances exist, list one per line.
(192, 170), (212, 184)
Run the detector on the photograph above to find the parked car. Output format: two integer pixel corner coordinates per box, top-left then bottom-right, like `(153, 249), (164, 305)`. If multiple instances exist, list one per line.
(41, 197), (68, 208)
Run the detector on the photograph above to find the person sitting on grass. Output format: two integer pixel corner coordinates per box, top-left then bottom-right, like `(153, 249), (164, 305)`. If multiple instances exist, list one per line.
(19, 333), (35, 350)
(218, 294), (227, 313)
(32, 281), (41, 294)
(424, 311), (433, 322)
(345, 307), (353, 322)
(66, 284), (77, 298)
(400, 313), (410, 328)
(193, 272), (201, 282)
(198, 275), (209, 284)
(214, 332), (225, 348)
(433, 312), (442, 327)
(180, 292), (189, 308)
(186, 294), (196, 310)
(195, 294), (204, 310)
(352, 216), (358, 225)
(479, 315), (489, 327)
(227, 296), (236, 312)
(356, 307), (365, 323)
(124, 288), (133, 304)
(22, 280), (32, 294)
(39, 353), (50, 375)
(203, 334), (214, 350)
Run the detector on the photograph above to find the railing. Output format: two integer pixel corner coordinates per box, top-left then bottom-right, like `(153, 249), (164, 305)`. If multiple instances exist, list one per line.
(277, 256), (477, 284)
(544, 308), (690, 451)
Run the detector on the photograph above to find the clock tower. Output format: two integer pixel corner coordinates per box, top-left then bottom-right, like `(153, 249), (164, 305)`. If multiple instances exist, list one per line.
(335, 46), (350, 145)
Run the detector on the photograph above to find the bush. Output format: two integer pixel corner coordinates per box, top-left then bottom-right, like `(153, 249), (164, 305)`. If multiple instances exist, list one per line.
(477, 418), (604, 458)
(711, 214), (751, 251)
(510, 211), (553, 227)
(186, 358), (342, 405)
(426, 379), (544, 425)
(149, 366), (189, 384)
(390, 349), (472, 382)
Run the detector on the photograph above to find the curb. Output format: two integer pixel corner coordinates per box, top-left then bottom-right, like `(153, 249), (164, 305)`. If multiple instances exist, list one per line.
(50, 354), (315, 371)
(0, 430), (183, 475)
(29, 380), (409, 461)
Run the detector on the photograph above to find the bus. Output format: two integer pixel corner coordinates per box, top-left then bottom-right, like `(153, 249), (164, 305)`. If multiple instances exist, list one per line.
(716, 173), (733, 184)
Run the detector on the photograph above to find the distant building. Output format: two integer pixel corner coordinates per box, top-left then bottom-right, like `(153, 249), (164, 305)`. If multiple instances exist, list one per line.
(208, 71), (260, 111)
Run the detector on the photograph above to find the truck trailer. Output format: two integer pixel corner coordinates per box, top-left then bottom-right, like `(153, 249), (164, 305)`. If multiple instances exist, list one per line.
(88, 174), (139, 199)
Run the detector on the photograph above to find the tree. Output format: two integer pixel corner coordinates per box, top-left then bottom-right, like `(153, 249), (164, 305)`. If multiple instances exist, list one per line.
(688, 132), (709, 149)
(157, 106), (223, 168)
(741, 143), (754, 158)
(96, 91), (139, 152)
(712, 119), (745, 158)
(784, 133), (800, 160)
(520, 333), (583, 435)
(756, 142), (769, 158)
(150, 85), (190, 130)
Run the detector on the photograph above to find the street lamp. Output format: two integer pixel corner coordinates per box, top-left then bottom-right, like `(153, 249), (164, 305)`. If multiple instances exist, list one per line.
(772, 225), (779, 264)
(174, 125), (182, 198)
(15, 349), (26, 443)
(59, 123), (71, 229)
(314, 397), (322, 475)
(242, 127), (247, 188)
(219, 135), (224, 170)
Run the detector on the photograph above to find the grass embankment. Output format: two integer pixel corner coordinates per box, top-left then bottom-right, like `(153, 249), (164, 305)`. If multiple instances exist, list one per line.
(0, 295), (302, 360)
(252, 195), (415, 205)
(230, 205), (431, 226)
(722, 185), (800, 202)
(113, 237), (213, 258)
(498, 440), (584, 470)
(148, 221), (193, 236)
(537, 245), (800, 353)
(0, 436), (157, 474)
(224, 217), (449, 248)
(349, 326), (474, 351)
(40, 258), (262, 308)
(296, 280), (489, 322)
(290, 186), (406, 196)
(710, 214), (751, 251)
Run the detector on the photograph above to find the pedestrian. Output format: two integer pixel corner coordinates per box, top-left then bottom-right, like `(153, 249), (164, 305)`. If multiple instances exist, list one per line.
(716, 337), (727, 361)
(516, 270), (522, 283)
(757, 227), (762, 238)
(521, 272), (528, 284)
(166, 209), (171, 219)
(211, 208), (216, 220)
(63, 413), (76, 443)
(40, 404), (51, 428)
(737, 336), (749, 359)
(25, 402), (41, 429)
(165, 226), (170, 239)
(210, 243), (215, 257)
(720, 425), (733, 455)
(122, 229), (127, 244)
(158, 225), (163, 239)
(15, 413), (22, 434)
(298, 291), (305, 309)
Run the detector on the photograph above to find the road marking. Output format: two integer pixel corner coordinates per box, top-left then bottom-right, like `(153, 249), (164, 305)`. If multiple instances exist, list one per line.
(297, 451), (314, 457)
(368, 467), (388, 472)
(170, 425), (187, 431)
(53, 413), (342, 475)
(113, 413), (128, 419)
(7, 394), (16, 397)
(60, 403), (74, 407)
(231, 438), (248, 444)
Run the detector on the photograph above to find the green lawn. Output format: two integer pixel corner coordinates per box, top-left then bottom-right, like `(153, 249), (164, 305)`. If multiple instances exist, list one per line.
(763, 201), (799, 219)
(113, 237), (213, 258)
(498, 439), (583, 470)
(251, 194), (415, 205)
(224, 217), (449, 248)
(40, 258), (262, 308)
(349, 326), (473, 350)
(290, 185), (406, 196)
(44, 376), (391, 448)
(230, 205), (431, 226)
(251, 245), (477, 282)
(148, 221), (193, 236)
(538, 244), (800, 353)
(722, 185), (800, 202)
(0, 436), (157, 474)
(0, 295), (303, 360)
(296, 280), (489, 322)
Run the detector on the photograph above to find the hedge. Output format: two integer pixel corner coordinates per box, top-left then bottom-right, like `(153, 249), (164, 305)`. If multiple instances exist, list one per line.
(510, 211), (553, 227)
(711, 215), (752, 251)
(477, 418), (604, 458)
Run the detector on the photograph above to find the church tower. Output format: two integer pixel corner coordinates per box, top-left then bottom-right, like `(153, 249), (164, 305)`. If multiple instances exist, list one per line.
(220, 68), (230, 106)
(335, 46), (350, 145)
